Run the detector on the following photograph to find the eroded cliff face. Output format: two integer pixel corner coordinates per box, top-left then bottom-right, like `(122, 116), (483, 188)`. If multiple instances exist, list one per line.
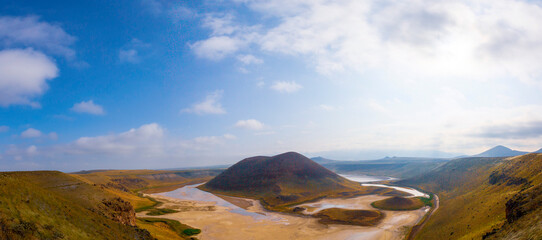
(97, 197), (136, 226)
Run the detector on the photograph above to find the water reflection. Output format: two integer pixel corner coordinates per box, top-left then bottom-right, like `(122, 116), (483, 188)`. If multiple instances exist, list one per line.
(338, 174), (395, 183)
(339, 174), (428, 198)
(158, 183), (277, 220)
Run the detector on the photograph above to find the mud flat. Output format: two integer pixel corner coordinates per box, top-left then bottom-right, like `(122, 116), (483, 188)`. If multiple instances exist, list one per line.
(139, 184), (427, 240)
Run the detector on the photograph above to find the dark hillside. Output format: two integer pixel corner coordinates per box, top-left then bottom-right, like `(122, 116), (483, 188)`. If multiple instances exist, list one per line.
(204, 152), (347, 192)
(200, 152), (383, 209)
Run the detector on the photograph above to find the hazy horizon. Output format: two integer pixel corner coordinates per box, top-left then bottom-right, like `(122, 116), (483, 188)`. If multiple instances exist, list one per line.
(2, 0), (542, 171)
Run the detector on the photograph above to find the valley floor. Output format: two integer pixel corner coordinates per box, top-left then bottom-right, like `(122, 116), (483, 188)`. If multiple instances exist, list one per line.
(137, 184), (428, 240)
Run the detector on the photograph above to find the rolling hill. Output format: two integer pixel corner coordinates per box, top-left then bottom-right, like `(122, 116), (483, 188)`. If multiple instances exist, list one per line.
(315, 157), (449, 179)
(0, 169), (221, 240)
(199, 152), (387, 210)
(0, 171), (153, 240)
(399, 153), (542, 239)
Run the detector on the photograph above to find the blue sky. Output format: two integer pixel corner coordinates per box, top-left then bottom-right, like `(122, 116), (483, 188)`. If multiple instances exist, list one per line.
(1, 0), (542, 171)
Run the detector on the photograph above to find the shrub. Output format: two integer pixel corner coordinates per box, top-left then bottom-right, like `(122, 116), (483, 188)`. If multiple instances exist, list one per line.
(182, 228), (201, 236)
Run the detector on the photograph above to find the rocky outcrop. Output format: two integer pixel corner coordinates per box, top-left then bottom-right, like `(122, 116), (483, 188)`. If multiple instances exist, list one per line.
(97, 197), (136, 226)
(488, 171), (528, 186)
(505, 184), (542, 223)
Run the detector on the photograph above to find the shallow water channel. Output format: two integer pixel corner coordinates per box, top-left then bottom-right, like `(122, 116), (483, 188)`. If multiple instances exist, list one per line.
(338, 174), (429, 198)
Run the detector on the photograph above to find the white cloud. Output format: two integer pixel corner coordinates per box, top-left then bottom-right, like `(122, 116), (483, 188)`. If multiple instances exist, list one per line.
(21, 128), (42, 138)
(271, 81), (302, 93)
(319, 104), (335, 111)
(367, 99), (390, 115)
(141, 0), (164, 15)
(142, 0), (196, 22)
(191, 36), (243, 60)
(71, 100), (105, 115)
(193, 134), (237, 144)
(0, 49), (58, 107)
(48, 132), (58, 140)
(119, 38), (150, 64)
(1, 123), (242, 170)
(237, 54), (263, 65)
(190, 12), (261, 60)
(119, 49), (140, 63)
(196, 0), (542, 82)
(235, 119), (265, 130)
(183, 90), (226, 115)
(203, 13), (238, 36)
(26, 145), (37, 155)
(69, 123), (164, 155)
(223, 133), (237, 140)
(0, 16), (78, 107)
(238, 67), (249, 73)
(0, 126), (8, 132)
(0, 16), (76, 59)
(169, 5), (196, 22)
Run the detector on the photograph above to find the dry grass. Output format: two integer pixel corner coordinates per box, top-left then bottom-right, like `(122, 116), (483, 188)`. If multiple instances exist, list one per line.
(0, 171), (153, 240)
(399, 154), (542, 240)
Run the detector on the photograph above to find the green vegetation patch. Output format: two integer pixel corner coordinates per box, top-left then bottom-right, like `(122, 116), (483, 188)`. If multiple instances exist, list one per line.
(182, 228), (201, 236)
(139, 218), (201, 238)
(135, 195), (162, 212)
(147, 208), (179, 216)
(417, 193), (434, 207)
(371, 196), (425, 211)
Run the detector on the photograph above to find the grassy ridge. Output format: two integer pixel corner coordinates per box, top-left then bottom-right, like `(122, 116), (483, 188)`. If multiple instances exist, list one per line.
(0, 169), (218, 240)
(0, 171), (153, 240)
(73, 169), (218, 240)
(400, 154), (542, 239)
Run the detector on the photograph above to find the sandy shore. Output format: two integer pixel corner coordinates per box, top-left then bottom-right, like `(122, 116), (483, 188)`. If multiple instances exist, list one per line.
(138, 186), (427, 240)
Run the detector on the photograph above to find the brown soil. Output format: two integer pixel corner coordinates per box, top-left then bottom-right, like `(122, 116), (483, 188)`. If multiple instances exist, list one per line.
(372, 196), (424, 211)
(315, 208), (384, 226)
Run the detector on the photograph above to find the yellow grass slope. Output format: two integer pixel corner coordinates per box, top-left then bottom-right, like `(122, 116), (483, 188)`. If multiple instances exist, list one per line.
(400, 154), (542, 239)
(0, 171), (153, 240)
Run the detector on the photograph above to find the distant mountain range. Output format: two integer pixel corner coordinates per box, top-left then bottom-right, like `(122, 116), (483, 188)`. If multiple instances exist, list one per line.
(309, 146), (542, 178)
(471, 145), (529, 157)
(312, 145), (541, 163)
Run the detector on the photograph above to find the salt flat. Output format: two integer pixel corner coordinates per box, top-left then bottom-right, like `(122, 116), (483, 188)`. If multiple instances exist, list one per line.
(138, 184), (427, 240)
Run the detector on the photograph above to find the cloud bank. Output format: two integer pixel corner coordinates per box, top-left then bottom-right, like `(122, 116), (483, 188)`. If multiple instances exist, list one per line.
(192, 0), (542, 83)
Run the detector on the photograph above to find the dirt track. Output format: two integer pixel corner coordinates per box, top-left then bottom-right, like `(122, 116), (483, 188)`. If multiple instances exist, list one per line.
(406, 194), (439, 240)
